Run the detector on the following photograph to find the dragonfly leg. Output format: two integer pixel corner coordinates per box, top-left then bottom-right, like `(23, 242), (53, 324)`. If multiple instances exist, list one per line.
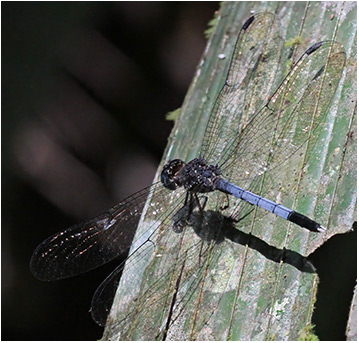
(172, 192), (200, 233)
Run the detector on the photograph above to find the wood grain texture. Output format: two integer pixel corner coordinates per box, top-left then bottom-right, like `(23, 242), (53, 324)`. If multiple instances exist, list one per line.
(103, 2), (357, 340)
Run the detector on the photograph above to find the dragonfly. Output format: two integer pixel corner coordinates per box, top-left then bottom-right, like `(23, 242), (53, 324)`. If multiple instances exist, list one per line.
(30, 12), (346, 336)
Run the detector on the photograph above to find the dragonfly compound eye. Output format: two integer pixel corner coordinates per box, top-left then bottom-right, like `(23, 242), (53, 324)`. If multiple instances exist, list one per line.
(161, 159), (186, 190)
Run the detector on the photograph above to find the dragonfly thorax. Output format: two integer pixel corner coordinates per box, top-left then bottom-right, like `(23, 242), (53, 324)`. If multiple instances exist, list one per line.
(161, 158), (222, 193)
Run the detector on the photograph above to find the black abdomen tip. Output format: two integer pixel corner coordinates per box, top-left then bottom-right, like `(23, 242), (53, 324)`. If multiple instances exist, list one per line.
(288, 211), (325, 232)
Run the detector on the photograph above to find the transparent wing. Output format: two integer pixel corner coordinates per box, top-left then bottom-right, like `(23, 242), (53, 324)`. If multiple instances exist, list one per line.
(90, 193), (206, 327)
(219, 40), (346, 190)
(91, 262), (124, 326)
(200, 12), (284, 163)
(30, 182), (183, 281)
(99, 207), (232, 333)
(214, 41), (346, 225)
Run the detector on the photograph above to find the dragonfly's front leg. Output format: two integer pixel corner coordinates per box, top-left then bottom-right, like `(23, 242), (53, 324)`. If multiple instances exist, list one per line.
(172, 192), (207, 233)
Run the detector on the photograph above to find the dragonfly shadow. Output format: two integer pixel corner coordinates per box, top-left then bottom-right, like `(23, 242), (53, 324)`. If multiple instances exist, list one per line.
(105, 204), (316, 338)
(188, 209), (316, 274)
(157, 206), (316, 338)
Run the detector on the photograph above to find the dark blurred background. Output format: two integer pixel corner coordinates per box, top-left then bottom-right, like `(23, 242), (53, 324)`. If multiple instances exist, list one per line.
(2, 2), (219, 340)
(2, 2), (356, 341)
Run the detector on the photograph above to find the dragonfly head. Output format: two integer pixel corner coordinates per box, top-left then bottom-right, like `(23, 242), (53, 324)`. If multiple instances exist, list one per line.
(161, 159), (186, 190)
